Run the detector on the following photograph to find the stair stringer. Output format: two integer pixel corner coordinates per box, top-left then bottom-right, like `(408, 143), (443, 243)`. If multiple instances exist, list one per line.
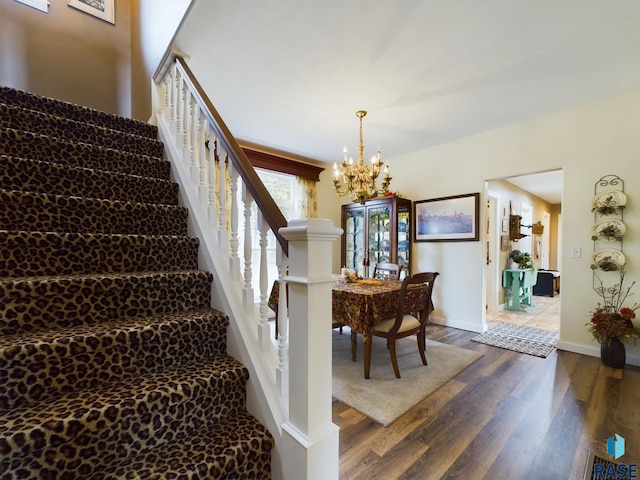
(156, 116), (287, 480)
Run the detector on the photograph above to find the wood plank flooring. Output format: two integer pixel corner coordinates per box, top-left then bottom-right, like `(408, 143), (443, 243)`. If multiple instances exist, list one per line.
(333, 325), (640, 480)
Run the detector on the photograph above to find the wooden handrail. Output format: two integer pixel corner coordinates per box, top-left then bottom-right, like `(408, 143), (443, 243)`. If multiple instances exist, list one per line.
(175, 57), (288, 256)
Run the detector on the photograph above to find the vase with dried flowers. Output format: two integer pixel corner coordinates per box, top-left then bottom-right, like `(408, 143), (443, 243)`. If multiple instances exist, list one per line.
(587, 269), (640, 368)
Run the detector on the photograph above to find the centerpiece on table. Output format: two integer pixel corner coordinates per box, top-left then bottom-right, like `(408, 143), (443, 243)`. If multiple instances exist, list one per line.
(339, 268), (361, 283)
(586, 269), (640, 368)
(509, 250), (534, 270)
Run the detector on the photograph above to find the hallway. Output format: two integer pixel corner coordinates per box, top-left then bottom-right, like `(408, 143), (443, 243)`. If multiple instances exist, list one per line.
(486, 294), (560, 332)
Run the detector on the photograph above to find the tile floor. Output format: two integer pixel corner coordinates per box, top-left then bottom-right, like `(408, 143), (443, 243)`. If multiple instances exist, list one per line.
(486, 294), (560, 332)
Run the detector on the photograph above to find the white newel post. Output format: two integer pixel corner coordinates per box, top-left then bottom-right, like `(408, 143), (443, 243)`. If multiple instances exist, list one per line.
(280, 219), (342, 480)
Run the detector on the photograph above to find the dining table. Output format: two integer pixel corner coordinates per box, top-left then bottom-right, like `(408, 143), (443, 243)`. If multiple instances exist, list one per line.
(268, 277), (407, 377)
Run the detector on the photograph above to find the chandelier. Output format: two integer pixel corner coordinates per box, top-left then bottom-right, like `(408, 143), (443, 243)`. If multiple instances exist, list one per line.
(332, 110), (392, 204)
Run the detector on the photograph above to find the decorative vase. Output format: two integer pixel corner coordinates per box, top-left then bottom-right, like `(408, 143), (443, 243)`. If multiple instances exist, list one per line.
(600, 337), (626, 369)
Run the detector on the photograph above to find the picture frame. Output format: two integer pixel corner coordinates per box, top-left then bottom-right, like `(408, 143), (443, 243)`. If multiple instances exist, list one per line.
(414, 193), (480, 242)
(68, 0), (115, 24)
(501, 235), (510, 250)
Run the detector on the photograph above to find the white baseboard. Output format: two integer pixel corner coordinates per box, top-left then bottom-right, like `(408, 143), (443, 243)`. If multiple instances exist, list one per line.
(556, 340), (640, 367)
(430, 315), (484, 333)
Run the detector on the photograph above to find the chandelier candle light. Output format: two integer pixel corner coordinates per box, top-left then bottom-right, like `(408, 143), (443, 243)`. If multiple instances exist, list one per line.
(332, 110), (392, 204)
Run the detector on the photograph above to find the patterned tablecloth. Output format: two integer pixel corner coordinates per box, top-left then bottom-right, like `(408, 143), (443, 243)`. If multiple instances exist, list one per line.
(332, 280), (403, 337)
(268, 279), (403, 338)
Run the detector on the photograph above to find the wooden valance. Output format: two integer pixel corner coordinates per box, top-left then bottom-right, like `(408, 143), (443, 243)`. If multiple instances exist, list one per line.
(242, 147), (324, 182)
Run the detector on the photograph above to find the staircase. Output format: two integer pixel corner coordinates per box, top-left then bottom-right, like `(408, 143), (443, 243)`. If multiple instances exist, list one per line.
(0, 86), (274, 479)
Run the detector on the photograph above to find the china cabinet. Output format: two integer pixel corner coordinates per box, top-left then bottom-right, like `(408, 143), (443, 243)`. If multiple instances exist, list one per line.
(341, 197), (412, 278)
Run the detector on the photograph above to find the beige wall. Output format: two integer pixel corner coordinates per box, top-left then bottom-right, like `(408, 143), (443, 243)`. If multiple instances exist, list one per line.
(337, 88), (639, 362)
(0, 0), (131, 115)
(131, 0), (192, 121)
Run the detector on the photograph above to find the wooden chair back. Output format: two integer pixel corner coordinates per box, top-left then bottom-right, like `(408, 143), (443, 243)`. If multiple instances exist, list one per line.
(372, 262), (403, 280)
(391, 272), (438, 331)
(365, 271), (439, 378)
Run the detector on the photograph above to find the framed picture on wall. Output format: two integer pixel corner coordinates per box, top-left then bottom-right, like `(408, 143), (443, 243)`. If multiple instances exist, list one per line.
(414, 193), (480, 242)
(68, 0), (115, 24)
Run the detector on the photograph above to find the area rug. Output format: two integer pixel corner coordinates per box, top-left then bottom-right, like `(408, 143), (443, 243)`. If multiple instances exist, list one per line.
(471, 322), (559, 358)
(332, 328), (483, 427)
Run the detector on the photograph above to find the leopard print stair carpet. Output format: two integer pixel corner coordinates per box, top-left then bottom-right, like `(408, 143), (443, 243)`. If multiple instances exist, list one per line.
(0, 87), (274, 478)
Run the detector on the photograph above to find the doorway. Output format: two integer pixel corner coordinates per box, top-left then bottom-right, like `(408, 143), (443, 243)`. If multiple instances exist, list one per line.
(484, 169), (563, 332)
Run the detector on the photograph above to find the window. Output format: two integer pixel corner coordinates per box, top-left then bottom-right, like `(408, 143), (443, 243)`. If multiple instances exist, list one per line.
(237, 169), (301, 303)
(256, 168), (300, 221)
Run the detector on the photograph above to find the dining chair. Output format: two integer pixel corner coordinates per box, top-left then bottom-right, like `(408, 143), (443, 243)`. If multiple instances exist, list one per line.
(365, 271), (439, 379)
(372, 262), (403, 280)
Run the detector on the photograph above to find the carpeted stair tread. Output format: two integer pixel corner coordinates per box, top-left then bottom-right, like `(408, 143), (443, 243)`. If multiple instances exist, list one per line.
(0, 308), (229, 410)
(0, 86), (157, 139)
(0, 356), (250, 469)
(97, 410), (274, 480)
(1, 155), (179, 205)
(0, 103), (164, 157)
(0, 190), (189, 235)
(1, 270), (213, 336)
(0, 85), (273, 478)
(0, 128), (170, 179)
(1, 230), (200, 276)
(4, 411), (273, 480)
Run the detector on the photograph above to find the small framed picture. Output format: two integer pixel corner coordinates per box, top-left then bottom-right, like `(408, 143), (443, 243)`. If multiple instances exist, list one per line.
(414, 193), (480, 242)
(68, 0), (115, 24)
(501, 235), (509, 250)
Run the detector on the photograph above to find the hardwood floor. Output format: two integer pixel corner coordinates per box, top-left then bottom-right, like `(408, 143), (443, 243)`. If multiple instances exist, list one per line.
(333, 324), (640, 479)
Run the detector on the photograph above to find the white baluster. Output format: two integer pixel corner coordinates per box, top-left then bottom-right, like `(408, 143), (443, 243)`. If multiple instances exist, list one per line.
(257, 211), (271, 348)
(208, 136), (218, 227)
(189, 96), (199, 183)
(169, 66), (177, 135)
(218, 152), (228, 246)
(242, 184), (255, 310)
(162, 76), (170, 119)
(184, 91), (194, 173)
(198, 113), (207, 204)
(275, 246), (289, 401)
(176, 70), (184, 149)
(228, 161), (240, 279)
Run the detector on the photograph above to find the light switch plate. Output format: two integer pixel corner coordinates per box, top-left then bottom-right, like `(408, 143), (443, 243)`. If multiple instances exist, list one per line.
(571, 246), (581, 258)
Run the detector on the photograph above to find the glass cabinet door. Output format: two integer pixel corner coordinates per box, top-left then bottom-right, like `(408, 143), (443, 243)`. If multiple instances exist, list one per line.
(367, 205), (391, 275)
(344, 207), (365, 277)
(397, 206), (410, 277)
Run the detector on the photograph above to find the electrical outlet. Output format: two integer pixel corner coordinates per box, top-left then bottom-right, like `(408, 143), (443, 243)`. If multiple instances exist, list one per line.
(571, 246), (581, 258)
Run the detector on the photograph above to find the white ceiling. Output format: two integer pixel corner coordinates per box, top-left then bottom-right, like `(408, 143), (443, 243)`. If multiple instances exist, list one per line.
(503, 170), (563, 204)
(174, 1), (640, 203)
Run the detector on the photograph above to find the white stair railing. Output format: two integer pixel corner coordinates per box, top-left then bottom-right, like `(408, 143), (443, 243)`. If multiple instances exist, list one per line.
(152, 55), (339, 480)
